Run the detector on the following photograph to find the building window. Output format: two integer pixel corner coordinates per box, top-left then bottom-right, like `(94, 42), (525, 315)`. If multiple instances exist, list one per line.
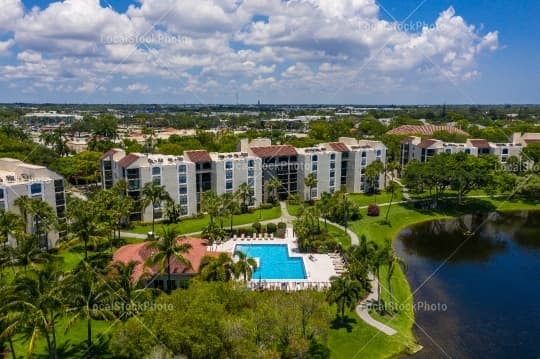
(361, 151), (366, 158)
(312, 155), (318, 162)
(0, 188), (4, 210)
(502, 148), (509, 155)
(179, 186), (187, 195)
(225, 171), (233, 180)
(181, 205), (188, 215)
(311, 188), (318, 199)
(151, 167), (161, 176)
(226, 181), (233, 190)
(376, 150), (382, 157)
(30, 183), (42, 195)
(179, 174), (187, 184)
(465, 149), (471, 154)
(248, 159), (255, 167)
(225, 161), (233, 169)
(312, 163), (318, 171)
(330, 162), (335, 169)
(178, 164), (186, 173)
(248, 168), (255, 177)
(0, 188), (4, 200)
(179, 196), (188, 205)
(330, 153), (336, 160)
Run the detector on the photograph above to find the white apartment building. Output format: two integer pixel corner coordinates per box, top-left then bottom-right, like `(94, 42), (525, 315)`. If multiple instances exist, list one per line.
(399, 133), (532, 168)
(101, 149), (197, 221)
(0, 158), (66, 248)
(102, 137), (388, 222)
(209, 151), (262, 206)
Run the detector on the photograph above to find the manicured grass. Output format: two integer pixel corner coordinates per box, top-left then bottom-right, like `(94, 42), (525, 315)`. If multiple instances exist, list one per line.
(328, 196), (540, 358)
(326, 222), (351, 248)
(347, 188), (404, 208)
(11, 316), (114, 359)
(127, 206), (282, 235)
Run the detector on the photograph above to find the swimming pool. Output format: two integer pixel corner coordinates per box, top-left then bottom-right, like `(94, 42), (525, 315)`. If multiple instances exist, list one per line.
(234, 244), (307, 280)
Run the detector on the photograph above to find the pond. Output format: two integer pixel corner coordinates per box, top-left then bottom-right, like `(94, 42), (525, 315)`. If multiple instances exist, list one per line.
(396, 211), (540, 359)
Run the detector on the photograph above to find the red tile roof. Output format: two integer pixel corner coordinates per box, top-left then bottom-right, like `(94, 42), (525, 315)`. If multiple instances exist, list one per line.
(469, 139), (491, 149)
(387, 125), (469, 137)
(327, 142), (350, 152)
(100, 149), (119, 160)
(185, 150), (212, 163)
(417, 139), (438, 149)
(117, 153), (142, 168)
(250, 145), (297, 158)
(113, 237), (215, 282)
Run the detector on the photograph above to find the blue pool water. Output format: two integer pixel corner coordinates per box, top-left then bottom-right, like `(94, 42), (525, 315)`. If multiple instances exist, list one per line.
(235, 244), (307, 280)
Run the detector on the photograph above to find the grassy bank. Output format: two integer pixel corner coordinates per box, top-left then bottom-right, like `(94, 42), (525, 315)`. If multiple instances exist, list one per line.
(327, 196), (540, 358)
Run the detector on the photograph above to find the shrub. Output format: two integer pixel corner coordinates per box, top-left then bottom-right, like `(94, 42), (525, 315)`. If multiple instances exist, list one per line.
(267, 223), (277, 233)
(287, 193), (301, 205)
(367, 204), (380, 217)
(276, 228), (286, 238)
(259, 203), (274, 210)
(277, 222), (287, 230)
(252, 221), (262, 232)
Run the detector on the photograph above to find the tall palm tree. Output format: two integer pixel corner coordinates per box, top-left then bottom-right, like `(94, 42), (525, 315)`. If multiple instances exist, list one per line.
(66, 197), (107, 260)
(304, 173), (318, 203)
(201, 191), (221, 226)
(108, 260), (147, 320)
(11, 234), (50, 273)
(236, 182), (253, 213)
(198, 252), (236, 282)
(145, 226), (192, 293)
(234, 250), (258, 281)
(141, 182), (172, 234)
(0, 209), (24, 245)
(221, 192), (239, 231)
(318, 192), (333, 229)
(14, 196), (57, 248)
(365, 159), (385, 197)
(14, 195), (34, 233)
(384, 181), (399, 222)
(267, 177), (282, 203)
(327, 276), (363, 321)
(64, 262), (115, 359)
(383, 240), (407, 311)
(8, 264), (64, 359)
(0, 279), (20, 359)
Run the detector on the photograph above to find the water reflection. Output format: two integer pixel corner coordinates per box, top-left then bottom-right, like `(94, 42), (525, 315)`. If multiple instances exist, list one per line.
(396, 211), (540, 359)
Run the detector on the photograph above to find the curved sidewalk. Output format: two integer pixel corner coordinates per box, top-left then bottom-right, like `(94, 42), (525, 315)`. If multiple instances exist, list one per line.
(355, 277), (397, 336)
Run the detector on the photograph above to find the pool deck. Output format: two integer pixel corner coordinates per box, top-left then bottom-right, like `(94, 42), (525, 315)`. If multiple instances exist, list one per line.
(213, 228), (337, 283)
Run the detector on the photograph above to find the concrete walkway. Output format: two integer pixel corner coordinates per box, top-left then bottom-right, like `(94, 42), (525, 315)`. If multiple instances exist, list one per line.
(356, 276), (397, 336)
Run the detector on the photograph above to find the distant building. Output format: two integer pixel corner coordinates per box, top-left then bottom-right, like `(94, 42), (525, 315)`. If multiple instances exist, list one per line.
(0, 158), (66, 248)
(399, 133), (538, 169)
(387, 124), (469, 137)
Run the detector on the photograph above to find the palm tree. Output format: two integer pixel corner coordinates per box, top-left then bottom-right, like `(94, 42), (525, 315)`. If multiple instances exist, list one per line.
(236, 182), (253, 213)
(0, 280), (20, 359)
(383, 240), (407, 311)
(267, 177), (282, 203)
(8, 264), (64, 359)
(327, 276), (363, 321)
(234, 250), (258, 281)
(11, 234), (50, 273)
(221, 192), (239, 231)
(317, 192), (333, 229)
(0, 210), (24, 245)
(108, 260), (147, 319)
(14, 196), (57, 249)
(304, 173), (318, 203)
(40, 127), (70, 156)
(201, 191), (221, 226)
(365, 160), (385, 197)
(141, 182), (172, 234)
(64, 262), (115, 359)
(14, 195), (34, 233)
(201, 221), (225, 247)
(198, 252), (236, 282)
(384, 181), (399, 222)
(145, 226), (192, 293)
(66, 197), (107, 260)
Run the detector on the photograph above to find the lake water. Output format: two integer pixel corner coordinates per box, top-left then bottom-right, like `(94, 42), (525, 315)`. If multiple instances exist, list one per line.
(395, 211), (540, 359)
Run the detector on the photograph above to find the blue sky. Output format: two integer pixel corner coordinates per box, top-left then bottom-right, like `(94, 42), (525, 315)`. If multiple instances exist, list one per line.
(0, 0), (537, 104)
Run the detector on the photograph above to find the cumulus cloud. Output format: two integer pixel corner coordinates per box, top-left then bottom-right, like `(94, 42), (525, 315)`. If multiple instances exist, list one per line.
(0, 0), (499, 100)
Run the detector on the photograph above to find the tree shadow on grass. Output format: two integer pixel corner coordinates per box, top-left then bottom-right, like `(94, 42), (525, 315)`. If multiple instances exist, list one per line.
(330, 315), (357, 333)
(33, 336), (112, 359)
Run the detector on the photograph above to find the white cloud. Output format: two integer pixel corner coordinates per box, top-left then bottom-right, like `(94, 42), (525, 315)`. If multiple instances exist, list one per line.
(0, 0), (499, 101)
(127, 82), (150, 93)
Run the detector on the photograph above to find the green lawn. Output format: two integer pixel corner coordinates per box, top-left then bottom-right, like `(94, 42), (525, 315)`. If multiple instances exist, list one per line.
(11, 316), (114, 359)
(347, 188), (404, 208)
(127, 206), (282, 235)
(327, 196), (540, 358)
(287, 203), (301, 217)
(326, 223), (352, 248)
